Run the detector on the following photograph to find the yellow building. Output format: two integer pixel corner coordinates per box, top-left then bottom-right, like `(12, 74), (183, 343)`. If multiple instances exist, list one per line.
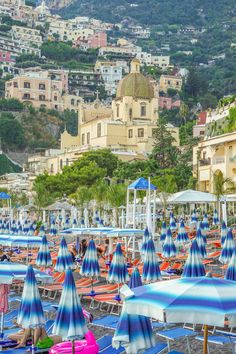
(12, 25), (42, 48)
(159, 74), (182, 93)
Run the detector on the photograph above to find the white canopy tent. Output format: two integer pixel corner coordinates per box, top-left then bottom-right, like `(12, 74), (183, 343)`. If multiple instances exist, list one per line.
(169, 189), (217, 204)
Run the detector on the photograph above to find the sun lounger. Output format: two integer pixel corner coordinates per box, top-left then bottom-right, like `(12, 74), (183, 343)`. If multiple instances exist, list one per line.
(78, 284), (118, 297)
(99, 346), (124, 354)
(168, 351), (184, 354)
(143, 343), (167, 354)
(157, 327), (197, 354)
(97, 335), (113, 351)
(92, 315), (119, 329)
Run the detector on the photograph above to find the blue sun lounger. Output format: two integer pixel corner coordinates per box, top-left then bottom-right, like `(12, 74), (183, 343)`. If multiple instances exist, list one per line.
(157, 327), (197, 354)
(196, 333), (236, 353)
(92, 315), (119, 329)
(143, 342), (167, 354)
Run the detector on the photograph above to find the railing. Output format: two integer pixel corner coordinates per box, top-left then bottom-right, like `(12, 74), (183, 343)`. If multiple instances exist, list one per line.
(199, 158), (211, 166)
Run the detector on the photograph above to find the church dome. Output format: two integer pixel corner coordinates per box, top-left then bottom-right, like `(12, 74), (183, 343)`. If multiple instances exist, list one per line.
(116, 59), (154, 99)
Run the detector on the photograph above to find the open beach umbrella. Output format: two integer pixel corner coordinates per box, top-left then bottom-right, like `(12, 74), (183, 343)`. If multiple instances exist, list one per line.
(182, 240), (205, 278)
(162, 228), (177, 258)
(141, 227), (150, 257)
(160, 221), (167, 243)
(55, 237), (73, 272)
(17, 265), (45, 353)
(195, 228), (207, 258)
(221, 221), (227, 245)
(203, 213), (209, 231)
(225, 247), (236, 281)
(219, 228), (235, 264)
(52, 269), (88, 353)
(36, 235), (52, 268)
(80, 239), (100, 294)
(213, 209), (219, 225)
(0, 262), (52, 284)
(142, 238), (161, 283)
(169, 212), (177, 232)
(108, 243), (129, 300)
(191, 209), (198, 225)
(176, 220), (189, 245)
(120, 276), (236, 354)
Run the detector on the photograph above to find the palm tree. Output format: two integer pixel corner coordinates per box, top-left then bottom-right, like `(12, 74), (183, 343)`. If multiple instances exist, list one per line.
(213, 170), (235, 215)
(71, 186), (92, 209)
(90, 180), (109, 214)
(106, 184), (127, 225)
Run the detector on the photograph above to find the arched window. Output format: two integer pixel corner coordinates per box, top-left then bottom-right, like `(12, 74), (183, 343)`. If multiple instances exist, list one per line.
(71, 99), (75, 105)
(140, 102), (147, 117)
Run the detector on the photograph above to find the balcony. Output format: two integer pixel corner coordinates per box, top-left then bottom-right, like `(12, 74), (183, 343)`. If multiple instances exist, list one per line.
(199, 158), (211, 166)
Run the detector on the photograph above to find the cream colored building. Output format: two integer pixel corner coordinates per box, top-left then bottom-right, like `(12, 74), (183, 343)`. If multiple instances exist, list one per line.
(12, 26), (42, 48)
(48, 19), (94, 42)
(159, 74), (182, 93)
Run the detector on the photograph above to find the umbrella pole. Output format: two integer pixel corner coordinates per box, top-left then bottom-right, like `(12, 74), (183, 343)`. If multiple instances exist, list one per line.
(0, 312), (3, 338)
(203, 324), (208, 354)
(72, 339), (75, 354)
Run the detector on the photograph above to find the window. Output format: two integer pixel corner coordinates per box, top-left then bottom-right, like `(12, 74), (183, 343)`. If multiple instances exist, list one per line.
(71, 98), (75, 105)
(97, 123), (101, 137)
(39, 95), (45, 101)
(138, 128), (144, 137)
(66, 158), (69, 166)
(140, 103), (146, 117)
(13, 82), (18, 88)
(24, 82), (30, 88)
(86, 132), (90, 144)
(82, 133), (85, 145)
(176, 81), (179, 86)
(116, 104), (119, 117)
(167, 80), (170, 85)
(39, 83), (45, 90)
(23, 93), (30, 99)
(128, 129), (133, 138)
(60, 160), (63, 170)
(152, 128), (156, 137)
(50, 164), (54, 173)
(54, 96), (57, 101)
(54, 105), (58, 110)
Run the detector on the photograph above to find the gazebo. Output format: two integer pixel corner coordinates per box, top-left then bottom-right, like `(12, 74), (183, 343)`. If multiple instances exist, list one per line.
(0, 191), (11, 210)
(126, 177), (157, 233)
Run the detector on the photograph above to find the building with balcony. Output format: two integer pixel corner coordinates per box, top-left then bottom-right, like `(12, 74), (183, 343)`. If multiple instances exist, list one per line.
(11, 26), (42, 48)
(68, 69), (103, 99)
(94, 60), (123, 96)
(159, 74), (183, 93)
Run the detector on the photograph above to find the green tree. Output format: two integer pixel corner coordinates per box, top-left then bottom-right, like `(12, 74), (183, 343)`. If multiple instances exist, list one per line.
(33, 182), (55, 209)
(90, 180), (109, 212)
(213, 170), (235, 212)
(70, 186), (92, 208)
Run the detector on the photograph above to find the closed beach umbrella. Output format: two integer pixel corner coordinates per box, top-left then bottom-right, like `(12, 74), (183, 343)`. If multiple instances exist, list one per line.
(39, 224), (45, 237)
(80, 239), (100, 294)
(160, 221), (167, 243)
(108, 243), (129, 284)
(203, 213), (209, 231)
(169, 212), (177, 232)
(72, 219), (78, 228)
(141, 227), (150, 256)
(17, 265), (45, 353)
(50, 220), (57, 236)
(213, 209), (219, 225)
(55, 237), (73, 272)
(219, 228), (235, 264)
(162, 228), (177, 258)
(176, 220), (189, 245)
(129, 267), (142, 289)
(52, 269), (88, 354)
(225, 248), (236, 281)
(199, 222), (207, 244)
(23, 220), (29, 234)
(221, 221), (227, 245)
(182, 240), (205, 278)
(142, 238), (161, 283)
(191, 209), (198, 225)
(36, 235), (52, 268)
(196, 228), (207, 258)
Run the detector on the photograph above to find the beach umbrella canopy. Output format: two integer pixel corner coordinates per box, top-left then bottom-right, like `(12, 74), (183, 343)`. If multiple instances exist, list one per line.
(0, 262), (52, 284)
(191, 210), (198, 224)
(129, 268), (142, 289)
(108, 243), (129, 284)
(176, 220), (189, 244)
(80, 239), (100, 278)
(169, 212), (177, 232)
(52, 269), (88, 344)
(36, 235), (52, 267)
(55, 237), (73, 272)
(213, 209), (220, 225)
(196, 228), (207, 258)
(17, 265), (45, 329)
(142, 238), (161, 283)
(39, 224), (45, 237)
(50, 221), (57, 236)
(219, 228), (235, 264)
(225, 248), (236, 281)
(162, 228), (177, 258)
(141, 227), (150, 256)
(203, 214), (209, 231)
(160, 221), (167, 243)
(2, 235), (44, 248)
(221, 221), (227, 245)
(182, 240), (205, 278)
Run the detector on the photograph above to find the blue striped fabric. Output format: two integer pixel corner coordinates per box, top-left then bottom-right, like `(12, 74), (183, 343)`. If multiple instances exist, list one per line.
(55, 237), (73, 272)
(220, 228), (235, 264)
(121, 277), (236, 327)
(50, 221), (57, 236)
(52, 269), (88, 340)
(108, 243), (129, 284)
(0, 235), (43, 247)
(221, 221), (227, 246)
(203, 214), (209, 231)
(225, 247), (236, 281)
(80, 239), (100, 277)
(142, 239), (161, 283)
(36, 235), (52, 267)
(195, 229), (207, 258)
(129, 268), (142, 289)
(191, 210), (198, 224)
(182, 240), (205, 278)
(176, 221), (189, 244)
(160, 221), (167, 243)
(199, 221), (207, 241)
(0, 262), (52, 284)
(213, 209), (220, 225)
(169, 213), (177, 232)
(162, 228), (177, 258)
(141, 227), (150, 256)
(17, 265), (45, 329)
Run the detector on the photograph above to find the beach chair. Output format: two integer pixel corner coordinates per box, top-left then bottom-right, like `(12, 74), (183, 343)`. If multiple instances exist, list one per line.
(157, 327), (197, 354)
(92, 315), (119, 329)
(97, 335), (113, 351)
(143, 343), (167, 353)
(99, 346), (124, 354)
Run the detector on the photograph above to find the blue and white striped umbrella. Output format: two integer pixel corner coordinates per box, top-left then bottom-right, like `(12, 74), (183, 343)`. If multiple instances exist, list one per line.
(203, 213), (209, 231)
(72, 219), (78, 228)
(120, 277), (236, 328)
(55, 237), (73, 272)
(52, 269), (88, 342)
(28, 223), (35, 236)
(39, 224), (45, 237)
(64, 218), (70, 230)
(10, 220), (16, 234)
(142, 238), (161, 283)
(176, 220), (189, 244)
(0, 262), (52, 284)
(80, 239), (100, 278)
(169, 212), (177, 232)
(199, 221), (207, 243)
(141, 227), (150, 256)
(219, 228), (235, 264)
(93, 211), (100, 225)
(80, 218), (85, 227)
(182, 240), (205, 278)
(160, 221), (167, 243)
(17, 223), (22, 235)
(108, 243), (129, 284)
(23, 220), (29, 234)
(162, 228), (177, 258)
(129, 267), (142, 289)
(50, 221), (57, 236)
(221, 221), (227, 245)
(0, 235), (43, 248)
(17, 265), (45, 329)
(195, 228), (207, 258)
(213, 209), (220, 225)
(191, 210), (198, 224)
(36, 235), (52, 267)
(225, 248), (236, 281)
